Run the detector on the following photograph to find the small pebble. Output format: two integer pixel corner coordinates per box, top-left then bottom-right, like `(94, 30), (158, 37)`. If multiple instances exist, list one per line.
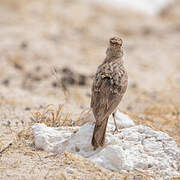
(14, 63), (22, 70)
(2, 79), (10, 86)
(25, 107), (31, 111)
(20, 41), (28, 49)
(66, 167), (74, 174)
(52, 81), (58, 87)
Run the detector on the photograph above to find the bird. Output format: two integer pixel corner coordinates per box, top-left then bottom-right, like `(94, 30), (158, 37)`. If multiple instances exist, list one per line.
(91, 36), (128, 149)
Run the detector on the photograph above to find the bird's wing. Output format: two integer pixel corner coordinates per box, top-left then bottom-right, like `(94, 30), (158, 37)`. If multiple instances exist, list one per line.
(91, 74), (126, 126)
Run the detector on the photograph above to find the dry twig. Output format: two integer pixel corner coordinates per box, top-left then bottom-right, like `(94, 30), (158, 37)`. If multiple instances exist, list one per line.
(0, 141), (13, 155)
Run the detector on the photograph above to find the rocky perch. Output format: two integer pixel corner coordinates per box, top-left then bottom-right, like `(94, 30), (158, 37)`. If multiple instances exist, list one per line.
(32, 110), (180, 179)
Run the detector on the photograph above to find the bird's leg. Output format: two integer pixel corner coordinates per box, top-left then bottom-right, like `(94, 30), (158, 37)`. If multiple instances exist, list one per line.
(112, 111), (119, 134)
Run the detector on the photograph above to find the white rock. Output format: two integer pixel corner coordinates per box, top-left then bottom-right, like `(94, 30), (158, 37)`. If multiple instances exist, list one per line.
(32, 113), (180, 179)
(90, 145), (125, 171)
(32, 123), (78, 151)
(54, 122), (97, 157)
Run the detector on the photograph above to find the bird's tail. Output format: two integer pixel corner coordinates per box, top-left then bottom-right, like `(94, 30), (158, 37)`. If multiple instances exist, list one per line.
(91, 117), (108, 149)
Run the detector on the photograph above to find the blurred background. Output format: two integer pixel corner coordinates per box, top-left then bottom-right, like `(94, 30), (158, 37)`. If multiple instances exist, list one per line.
(0, 0), (180, 178)
(0, 0), (180, 125)
(0, 0), (180, 109)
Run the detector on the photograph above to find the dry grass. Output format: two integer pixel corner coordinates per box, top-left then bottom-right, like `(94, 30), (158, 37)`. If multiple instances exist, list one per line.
(31, 104), (73, 127)
(144, 104), (180, 146)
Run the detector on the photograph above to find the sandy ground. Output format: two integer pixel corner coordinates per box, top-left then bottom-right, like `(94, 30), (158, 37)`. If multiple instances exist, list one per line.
(0, 0), (180, 179)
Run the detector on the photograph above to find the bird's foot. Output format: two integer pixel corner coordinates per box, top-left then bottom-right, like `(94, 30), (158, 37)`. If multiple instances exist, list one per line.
(112, 128), (120, 135)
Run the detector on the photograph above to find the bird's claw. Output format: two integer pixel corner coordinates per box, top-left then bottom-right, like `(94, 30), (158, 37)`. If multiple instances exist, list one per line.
(112, 128), (119, 135)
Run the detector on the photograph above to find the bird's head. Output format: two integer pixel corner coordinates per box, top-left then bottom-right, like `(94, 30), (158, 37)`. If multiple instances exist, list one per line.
(106, 36), (123, 58)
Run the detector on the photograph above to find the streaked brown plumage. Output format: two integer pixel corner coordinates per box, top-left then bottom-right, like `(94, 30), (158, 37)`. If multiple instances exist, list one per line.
(91, 36), (128, 149)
